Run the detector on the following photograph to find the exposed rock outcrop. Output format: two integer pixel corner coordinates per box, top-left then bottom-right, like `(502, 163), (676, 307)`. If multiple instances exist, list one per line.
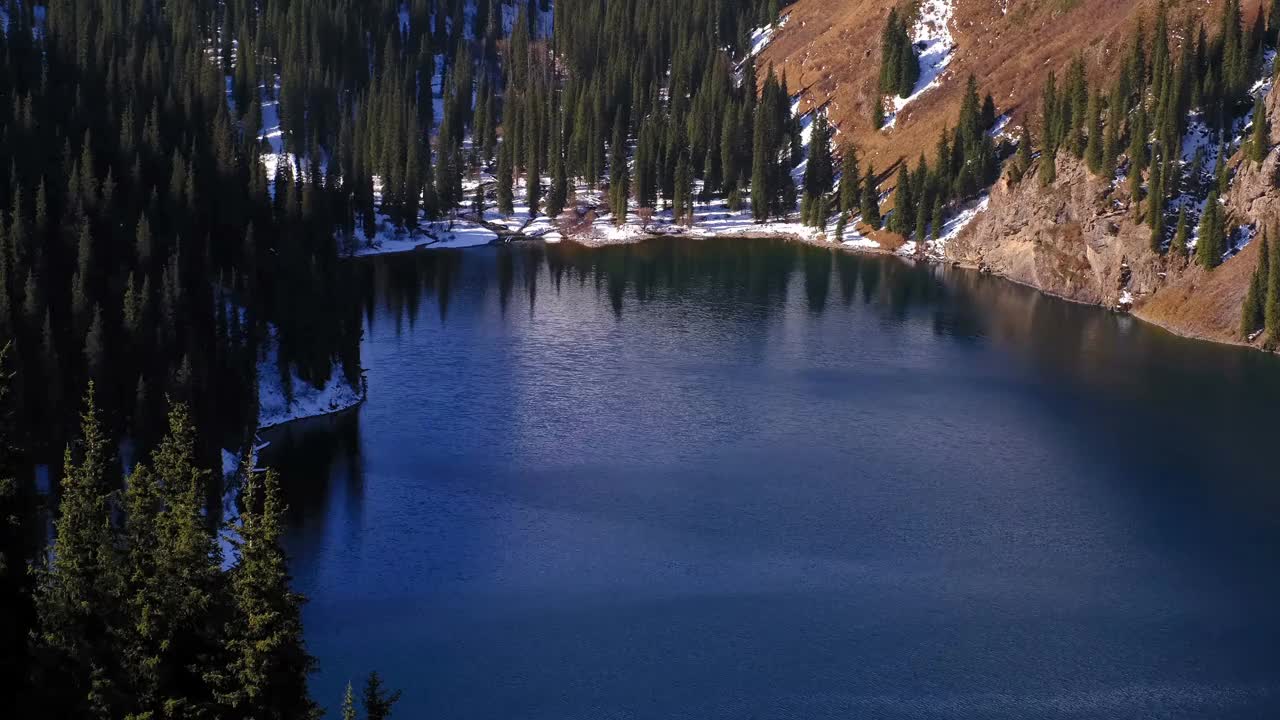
(947, 155), (1163, 309)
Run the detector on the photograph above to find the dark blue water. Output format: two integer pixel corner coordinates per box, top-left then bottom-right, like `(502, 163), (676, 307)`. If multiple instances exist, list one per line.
(264, 237), (1280, 719)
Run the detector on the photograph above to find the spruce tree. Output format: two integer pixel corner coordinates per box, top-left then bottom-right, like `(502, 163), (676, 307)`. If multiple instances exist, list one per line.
(861, 166), (882, 230)
(1266, 227), (1280, 339)
(497, 143), (514, 217)
(122, 404), (224, 718)
(1197, 192), (1225, 268)
(526, 146), (542, 218)
(1039, 144), (1057, 186)
(362, 671), (402, 720)
(673, 151), (692, 226)
(802, 113), (835, 222)
(839, 146), (860, 215)
(341, 681), (358, 720)
(1084, 91), (1104, 173)
(213, 464), (318, 720)
(890, 165), (914, 236)
(610, 164), (630, 227)
(751, 103), (770, 221)
(32, 383), (124, 717)
(546, 141), (568, 219)
(1249, 93), (1270, 164)
(1242, 233), (1269, 336)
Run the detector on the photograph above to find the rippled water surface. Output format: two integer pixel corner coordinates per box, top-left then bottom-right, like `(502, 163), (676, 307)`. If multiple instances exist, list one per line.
(264, 237), (1280, 719)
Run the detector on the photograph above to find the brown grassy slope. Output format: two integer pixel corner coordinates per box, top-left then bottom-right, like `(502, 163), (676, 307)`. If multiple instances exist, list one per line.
(1133, 238), (1260, 344)
(762, 0), (1266, 175)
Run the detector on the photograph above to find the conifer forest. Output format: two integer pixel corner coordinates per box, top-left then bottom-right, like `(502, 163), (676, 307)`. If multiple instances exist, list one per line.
(5, 0), (1280, 717)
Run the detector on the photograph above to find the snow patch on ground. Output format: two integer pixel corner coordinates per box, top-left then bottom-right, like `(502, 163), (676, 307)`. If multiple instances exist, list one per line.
(501, 2), (554, 38)
(1168, 49), (1275, 252)
(842, 236), (881, 250)
(883, 0), (956, 130)
(257, 325), (364, 430)
(217, 441), (269, 570)
(748, 14), (790, 58)
(349, 213), (498, 256)
(572, 186), (850, 247)
(897, 194), (989, 259)
(218, 450), (243, 570)
(989, 113), (1012, 140)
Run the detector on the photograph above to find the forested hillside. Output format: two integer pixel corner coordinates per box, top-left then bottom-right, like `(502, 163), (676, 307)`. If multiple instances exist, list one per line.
(0, 0), (850, 716)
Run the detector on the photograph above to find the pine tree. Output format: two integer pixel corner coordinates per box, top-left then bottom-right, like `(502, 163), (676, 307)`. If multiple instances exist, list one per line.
(673, 151), (692, 225)
(213, 464), (318, 720)
(839, 146), (860, 215)
(1197, 191), (1225, 268)
(546, 140), (568, 219)
(1039, 144), (1057, 186)
(526, 143), (542, 218)
(497, 143), (514, 217)
(1249, 92), (1270, 163)
(32, 383), (124, 717)
(890, 165), (914, 235)
(122, 404), (224, 718)
(861, 166), (882, 230)
(751, 103), (770, 221)
(1084, 91), (1104, 173)
(610, 163), (630, 227)
(802, 113), (835, 224)
(341, 681), (358, 720)
(1266, 227), (1280, 339)
(1242, 233), (1269, 336)
(362, 671), (402, 720)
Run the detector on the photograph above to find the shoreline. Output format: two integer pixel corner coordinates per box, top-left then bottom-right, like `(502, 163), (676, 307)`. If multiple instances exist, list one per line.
(278, 223), (1272, 435)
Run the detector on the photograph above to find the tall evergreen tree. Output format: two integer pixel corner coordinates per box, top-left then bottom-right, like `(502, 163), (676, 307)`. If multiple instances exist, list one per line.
(861, 166), (882, 230)
(839, 145), (860, 215)
(1249, 92), (1271, 163)
(212, 464), (318, 720)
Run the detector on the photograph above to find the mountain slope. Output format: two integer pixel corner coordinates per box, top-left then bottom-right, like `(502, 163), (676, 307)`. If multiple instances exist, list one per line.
(763, 0), (1266, 169)
(765, 0), (1280, 349)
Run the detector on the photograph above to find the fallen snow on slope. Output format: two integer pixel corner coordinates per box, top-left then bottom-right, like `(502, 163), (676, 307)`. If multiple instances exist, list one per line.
(1167, 48), (1276, 253)
(883, 0), (956, 130)
(748, 14), (790, 58)
(897, 194), (989, 259)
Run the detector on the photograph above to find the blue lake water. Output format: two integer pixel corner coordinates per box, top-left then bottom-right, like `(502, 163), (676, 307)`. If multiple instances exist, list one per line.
(264, 237), (1280, 719)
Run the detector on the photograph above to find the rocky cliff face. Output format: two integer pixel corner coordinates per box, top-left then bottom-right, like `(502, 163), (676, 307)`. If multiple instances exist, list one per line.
(946, 155), (1164, 309)
(947, 81), (1280, 348)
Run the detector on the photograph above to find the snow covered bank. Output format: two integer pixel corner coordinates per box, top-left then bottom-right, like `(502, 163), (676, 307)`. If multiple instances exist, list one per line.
(256, 325), (365, 430)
